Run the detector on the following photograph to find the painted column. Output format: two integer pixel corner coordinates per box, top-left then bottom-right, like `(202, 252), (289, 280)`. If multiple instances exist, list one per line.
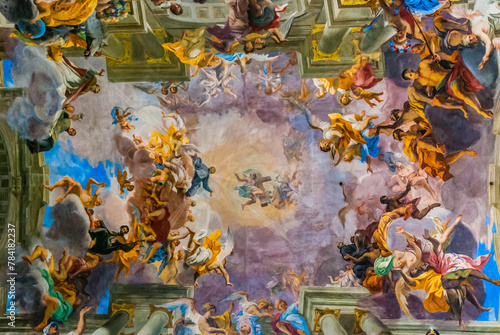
(137, 311), (170, 335)
(320, 314), (348, 335)
(355, 309), (392, 335)
(91, 310), (130, 335)
(318, 27), (350, 54)
(359, 17), (397, 54)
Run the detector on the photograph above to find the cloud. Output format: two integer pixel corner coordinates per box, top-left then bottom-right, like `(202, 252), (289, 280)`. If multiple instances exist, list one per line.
(5, 44), (65, 140)
(44, 195), (91, 256)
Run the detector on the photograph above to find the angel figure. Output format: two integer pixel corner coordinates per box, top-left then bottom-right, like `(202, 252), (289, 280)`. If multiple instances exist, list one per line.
(339, 121), (380, 173)
(220, 292), (274, 335)
(272, 298), (310, 335)
(297, 100), (376, 163)
(44, 176), (107, 208)
(116, 167), (134, 195)
(281, 269), (307, 296)
(327, 264), (362, 287)
(111, 107), (137, 132)
(271, 172), (301, 210)
(157, 299), (234, 335)
(134, 81), (189, 96)
(388, 161), (439, 201)
(221, 292), (275, 318)
(184, 228), (235, 288)
(163, 27), (207, 66)
(140, 228), (190, 274)
(199, 66), (238, 106)
(378, 220), (499, 330)
(150, 126), (190, 159)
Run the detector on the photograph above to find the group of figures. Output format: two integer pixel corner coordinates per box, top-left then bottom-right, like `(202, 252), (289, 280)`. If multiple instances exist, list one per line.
(2, 0), (500, 334)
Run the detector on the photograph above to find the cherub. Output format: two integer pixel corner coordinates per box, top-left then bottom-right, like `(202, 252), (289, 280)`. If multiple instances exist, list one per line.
(111, 107), (136, 132)
(184, 228), (235, 288)
(116, 167), (134, 195)
(157, 299), (234, 335)
(44, 176), (107, 208)
(351, 87), (383, 107)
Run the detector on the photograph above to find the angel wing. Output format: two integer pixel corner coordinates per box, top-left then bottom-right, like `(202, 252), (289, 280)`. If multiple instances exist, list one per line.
(220, 291), (250, 309)
(157, 95), (183, 111)
(288, 98), (328, 131)
(134, 83), (160, 95)
(116, 167), (126, 181)
(394, 277), (413, 319)
(156, 298), (202, 325)
(217, 228), (234, 263)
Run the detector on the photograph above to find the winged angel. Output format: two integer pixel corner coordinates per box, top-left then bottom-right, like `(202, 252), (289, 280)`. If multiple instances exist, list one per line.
(184, 228), (235, 288)
(388, 216), (500, 330)
(220, 292), (274, 335)
(157, 298), (234, 335)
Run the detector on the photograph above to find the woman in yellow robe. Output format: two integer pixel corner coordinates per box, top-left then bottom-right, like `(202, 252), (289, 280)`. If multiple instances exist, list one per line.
(34, 0), (98, 27)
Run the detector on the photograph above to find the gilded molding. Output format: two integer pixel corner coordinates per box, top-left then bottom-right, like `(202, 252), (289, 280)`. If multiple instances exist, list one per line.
(148, 303), (174, 328)
(311, 40), (340, 62)
(112, 302), (136, 328)
(312, 307), (341, 332)
(353, 308), (369, 334)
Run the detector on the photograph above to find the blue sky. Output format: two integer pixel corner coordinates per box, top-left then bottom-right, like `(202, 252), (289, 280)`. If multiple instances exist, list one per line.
(476, 216), (499, 321)
(3, 60), (14, 88)
(43, 139), (113, 313)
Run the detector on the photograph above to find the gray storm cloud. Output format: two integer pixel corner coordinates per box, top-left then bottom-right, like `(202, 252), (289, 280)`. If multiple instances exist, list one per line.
(5, 44), (65, 141)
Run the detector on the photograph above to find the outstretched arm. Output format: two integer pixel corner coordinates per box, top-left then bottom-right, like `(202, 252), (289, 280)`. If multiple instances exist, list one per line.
(234, 173), (246, 182)
(168, 230), (190, 241)
(73, 306), (93, 335)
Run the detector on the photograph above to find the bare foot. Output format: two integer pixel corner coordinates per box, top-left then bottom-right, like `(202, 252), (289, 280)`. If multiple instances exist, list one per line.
(43, 185), (54, 191)
(478, 306), (491, 313)
(459, 320), (467, 331)
(480, 109), (493, 118)
(464, 150), (477, 157)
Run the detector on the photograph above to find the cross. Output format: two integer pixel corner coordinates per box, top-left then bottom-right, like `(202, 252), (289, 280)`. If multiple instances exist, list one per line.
(254, 173), (272, 207)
